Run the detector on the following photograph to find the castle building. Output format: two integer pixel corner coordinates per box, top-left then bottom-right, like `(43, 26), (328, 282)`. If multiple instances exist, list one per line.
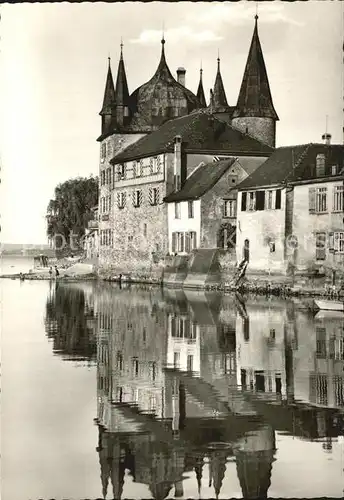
(96, 17), (278, 270)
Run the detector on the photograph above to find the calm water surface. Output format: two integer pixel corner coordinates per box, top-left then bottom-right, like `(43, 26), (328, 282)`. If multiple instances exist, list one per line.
(2, 280), (344, 499)
(0, 255), (35, 275)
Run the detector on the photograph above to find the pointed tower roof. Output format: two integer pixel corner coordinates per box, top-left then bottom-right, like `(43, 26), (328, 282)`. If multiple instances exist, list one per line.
(97, 426), (111, 499)
(100, 58), (115, 115)
(197, 67), (207, 108)
(111, 459), (125, 500)
(115, 41), (130, 107)
(233, 16), (279, 120)
(194, 455), (204, 494)
(212, 55), (230, 112)
(235, 449), (274, 499)
(210, 450), (227, 500)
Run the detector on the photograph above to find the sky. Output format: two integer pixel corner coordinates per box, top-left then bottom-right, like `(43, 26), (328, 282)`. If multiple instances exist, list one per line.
(0, 1), (343, 245)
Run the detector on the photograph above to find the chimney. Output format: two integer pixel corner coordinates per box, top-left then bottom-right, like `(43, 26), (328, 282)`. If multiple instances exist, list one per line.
(174, 135), (182, 191)
(177, 67), (186, 86)
(322, 132), (332, 145)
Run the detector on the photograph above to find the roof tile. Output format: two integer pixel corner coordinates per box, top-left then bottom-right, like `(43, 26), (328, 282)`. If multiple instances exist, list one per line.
(164, 158), (237, 202)
(111, 111), (274, 163)
(238, 143), (344, 189)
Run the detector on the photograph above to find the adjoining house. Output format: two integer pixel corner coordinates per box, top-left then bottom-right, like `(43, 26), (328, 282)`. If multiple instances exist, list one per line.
(164, 156), (263, 256)
(236, 141), (344, 276)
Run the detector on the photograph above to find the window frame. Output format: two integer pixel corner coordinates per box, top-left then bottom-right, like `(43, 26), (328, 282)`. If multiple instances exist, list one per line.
(188, 200), (194, 219)
(333, 185), (344, 213)
(315, 231), (326, 260)
(266, 190), (274, 210)
(133, 189), (142, 208)
(223, 199), (236, 218)
(248, 191), (256, 211)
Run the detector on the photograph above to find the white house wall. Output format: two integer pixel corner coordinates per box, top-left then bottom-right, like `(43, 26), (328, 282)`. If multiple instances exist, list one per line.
(167, 200), (201, 254)
(235, 303), (287, 397)
(236, 189), (287, 272)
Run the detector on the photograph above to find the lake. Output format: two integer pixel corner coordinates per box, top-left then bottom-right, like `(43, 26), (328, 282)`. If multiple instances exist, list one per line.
(1, 279), (343, 499)
(0, 255), (35, 275)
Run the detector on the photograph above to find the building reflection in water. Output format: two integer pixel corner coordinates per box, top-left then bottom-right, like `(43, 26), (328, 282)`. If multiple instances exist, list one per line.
(89, 284), (343, 499)
(44, 281), (97, 362)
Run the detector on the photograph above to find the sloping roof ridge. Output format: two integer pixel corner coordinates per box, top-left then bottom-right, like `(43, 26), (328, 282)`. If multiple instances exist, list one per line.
(235, 157), (251, 176)
(305, 142), (344, 147)
(185, 161), (205, 180)
(165, 156), (237, 202)
(283, 143), (312, 185)
(192, 156), (237, 197)
(275, 142), (312, 150)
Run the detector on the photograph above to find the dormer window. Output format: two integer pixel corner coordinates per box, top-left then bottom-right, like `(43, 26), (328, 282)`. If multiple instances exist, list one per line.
(316, 154), (325, 177)
(331, 165), (338, 175)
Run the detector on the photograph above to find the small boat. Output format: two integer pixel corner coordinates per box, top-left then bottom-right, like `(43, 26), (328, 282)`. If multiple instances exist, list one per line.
(314, 299), (344, 312)
(314, 310), (344, 319)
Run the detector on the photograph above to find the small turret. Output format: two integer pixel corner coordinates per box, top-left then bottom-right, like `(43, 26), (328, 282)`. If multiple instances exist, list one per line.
(211, 55), (231, 123)
(232, 15), (279, 147)
(114, 41), (130, 128)
(196, 67), (207, 108)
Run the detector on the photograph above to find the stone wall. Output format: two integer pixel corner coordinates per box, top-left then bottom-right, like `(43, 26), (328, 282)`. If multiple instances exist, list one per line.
(201, 169), (237, 249)
(96, 286), (169, 419)
(231, 116), (276, 148)
(103, 180), (168, 273)
(291, 181), (344, 273)
(98, 132), (146, 267)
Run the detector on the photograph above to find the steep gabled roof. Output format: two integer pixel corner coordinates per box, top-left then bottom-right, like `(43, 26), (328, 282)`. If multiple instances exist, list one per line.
(164, 157), (237, 202)
(197, 68), (207, 108)
(111, 111), (274, 163)
(100, 60), (115, 115)
(212, 57), (230, 112)
(238, 143), (344, 190)
(233, 16), (279, 120)
(115, 44), (130, 106)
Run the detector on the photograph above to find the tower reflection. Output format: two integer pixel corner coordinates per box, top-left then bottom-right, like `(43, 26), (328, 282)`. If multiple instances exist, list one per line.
(94, 285), (280, 499)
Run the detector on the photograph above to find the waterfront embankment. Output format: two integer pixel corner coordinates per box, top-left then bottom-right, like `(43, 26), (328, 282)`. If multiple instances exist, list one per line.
(1, 253), (343, 299)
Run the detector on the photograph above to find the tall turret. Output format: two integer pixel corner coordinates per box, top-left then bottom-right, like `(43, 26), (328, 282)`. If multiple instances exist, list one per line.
(196, 67), (207, 108)
(99, 58), (116, 136)
(114, 41), (130, 128)
(232, 15), (279, 147)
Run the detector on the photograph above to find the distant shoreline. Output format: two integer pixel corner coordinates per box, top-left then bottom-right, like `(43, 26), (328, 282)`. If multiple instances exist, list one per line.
(0, 251), (54, 257)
